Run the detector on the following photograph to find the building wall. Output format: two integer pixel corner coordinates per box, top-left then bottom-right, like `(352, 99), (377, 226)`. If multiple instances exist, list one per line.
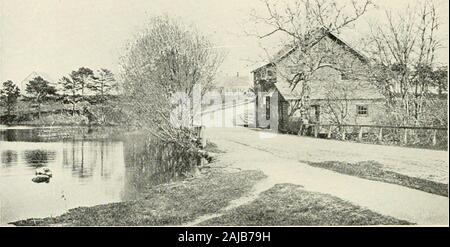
(311, 99), (386, 126)
(253, 33), (384, 131)
(275, 34), (368, 86)
(255, 90), (279, 130)
(255, 90), (386, 131)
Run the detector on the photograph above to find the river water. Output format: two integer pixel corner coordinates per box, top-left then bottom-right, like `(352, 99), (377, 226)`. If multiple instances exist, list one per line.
(0, 125), (173, 225)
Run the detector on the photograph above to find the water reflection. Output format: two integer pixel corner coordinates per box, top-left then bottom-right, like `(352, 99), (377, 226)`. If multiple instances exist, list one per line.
(0, 126), (95, 142)
(121, 134), (178, 200)
(1, 150), (18, 166)
(0, 126), (178, 225)
(60, 140), (119, 180)
(24, 150), (57, 168)
(0, 140), (126, 224)
(0, 128), (170, 224)
(0, 128), (40, 142)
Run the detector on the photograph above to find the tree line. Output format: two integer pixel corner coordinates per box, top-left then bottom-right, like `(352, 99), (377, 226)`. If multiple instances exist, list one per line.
(0, 67), (117, 122)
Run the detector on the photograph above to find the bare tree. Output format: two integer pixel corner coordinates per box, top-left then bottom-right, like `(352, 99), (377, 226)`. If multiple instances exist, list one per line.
(366, 0), (443, 126)
(322, 81), (357, 125)
(120, 16), (223, 146)
(250, 0), (372, 116)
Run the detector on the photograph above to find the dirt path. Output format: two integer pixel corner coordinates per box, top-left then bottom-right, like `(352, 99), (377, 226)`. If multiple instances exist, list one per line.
(205, 127), (449, 226)
(185, 177), (277, 226)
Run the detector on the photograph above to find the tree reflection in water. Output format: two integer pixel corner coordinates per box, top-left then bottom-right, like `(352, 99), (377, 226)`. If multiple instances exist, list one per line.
(23, 150), (56, 168)
(0, 129), (42, 142)
(68, 140), (89, 179)
(60, 140), (110, 180)
(1, 150), (18, 166)
(121, 132), (199, 200)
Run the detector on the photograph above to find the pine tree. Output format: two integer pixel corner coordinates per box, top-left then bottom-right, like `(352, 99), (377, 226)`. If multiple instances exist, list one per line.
(0, 80), (21, 117)
(89, 68), (117, 103)
(70, 67), (94, 98)
(25, 76), (57, 119)
(59, 76), (80, 115)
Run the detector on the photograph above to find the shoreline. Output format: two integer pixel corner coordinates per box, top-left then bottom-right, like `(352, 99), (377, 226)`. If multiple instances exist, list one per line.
(11, 148), (413, 226)
(11, 158), (267, 226)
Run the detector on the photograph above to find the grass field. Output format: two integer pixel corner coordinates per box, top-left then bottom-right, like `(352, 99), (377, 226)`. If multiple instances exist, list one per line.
(303, 160), (448, 197)
(200, 183), (412, 226)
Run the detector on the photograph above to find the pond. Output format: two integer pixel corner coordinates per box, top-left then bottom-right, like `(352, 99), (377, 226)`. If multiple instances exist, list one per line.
(0, 125), (175, 225)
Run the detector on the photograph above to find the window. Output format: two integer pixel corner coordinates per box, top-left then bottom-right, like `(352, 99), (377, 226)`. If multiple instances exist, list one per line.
(255, 71), (261, 80)
(266, 96), (270, 120)
(260, 69), (266, 78)
(356, 105), (368, 116)
(312, 105), (320, 122)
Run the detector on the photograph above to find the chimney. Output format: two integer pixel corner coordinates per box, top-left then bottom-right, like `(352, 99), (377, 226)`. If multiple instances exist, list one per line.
(236, 72), (239, 77)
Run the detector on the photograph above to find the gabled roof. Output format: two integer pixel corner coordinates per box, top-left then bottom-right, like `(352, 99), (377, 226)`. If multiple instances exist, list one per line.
(275, 79), (384, 101)
(251, 28), (368, 73)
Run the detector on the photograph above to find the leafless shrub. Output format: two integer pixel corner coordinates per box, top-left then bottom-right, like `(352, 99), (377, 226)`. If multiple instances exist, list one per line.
(365, 0), (447, 127)
(249, 0), (372, 117)
(120, 16), (223, 147)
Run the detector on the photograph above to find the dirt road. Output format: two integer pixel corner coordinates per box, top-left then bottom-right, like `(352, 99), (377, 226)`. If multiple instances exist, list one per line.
(205, 127), (449, 225)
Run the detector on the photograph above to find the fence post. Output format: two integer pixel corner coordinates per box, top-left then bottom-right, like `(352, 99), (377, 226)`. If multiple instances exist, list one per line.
(403, 128), (408, 144)
(432, 129), (437, 146)
(378, 128), (383, 142)
(358, 127), (363, 142)
(341, 126), (346, 141)
(314, 124), (319, 138)
(196, 125), (206, 148)
(298, 124), (303, 136)
(327, 125), (332, 139)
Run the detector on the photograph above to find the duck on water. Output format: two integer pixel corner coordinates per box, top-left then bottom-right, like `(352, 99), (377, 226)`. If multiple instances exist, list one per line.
(32, 168), (52, 183)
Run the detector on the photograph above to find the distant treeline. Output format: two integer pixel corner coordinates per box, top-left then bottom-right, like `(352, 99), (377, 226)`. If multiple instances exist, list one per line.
(0, 67), (121, 125)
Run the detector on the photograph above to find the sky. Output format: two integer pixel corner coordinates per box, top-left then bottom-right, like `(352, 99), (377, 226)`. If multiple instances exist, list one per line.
(0, 0), (448, 85)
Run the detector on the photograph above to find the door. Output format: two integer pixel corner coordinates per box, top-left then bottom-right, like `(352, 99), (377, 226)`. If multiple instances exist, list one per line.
(278, 100), (288, 131)
(312, 105), (320, 123)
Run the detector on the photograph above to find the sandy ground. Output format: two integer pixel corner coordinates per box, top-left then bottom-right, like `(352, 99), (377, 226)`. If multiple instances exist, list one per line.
(205, 127), (449, 226)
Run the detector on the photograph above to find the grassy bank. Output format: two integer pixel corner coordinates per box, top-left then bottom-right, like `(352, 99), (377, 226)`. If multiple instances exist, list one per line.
(303, 160), (448, 197)
(12, 168), (413, 226)
(200, 183), (412, 226)
(1, 98), (126, 127)
(12, 166), (266, 226)
(10, 141), (418, 226)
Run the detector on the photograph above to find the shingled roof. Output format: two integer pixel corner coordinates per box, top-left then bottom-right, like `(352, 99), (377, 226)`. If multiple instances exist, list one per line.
(252, 28), (368, 72)
(275, 79), (384, 101)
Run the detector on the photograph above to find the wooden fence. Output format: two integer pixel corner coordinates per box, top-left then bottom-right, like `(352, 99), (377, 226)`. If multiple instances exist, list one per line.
(300, 123), (448, 147)
(193, 125), (206, 148)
